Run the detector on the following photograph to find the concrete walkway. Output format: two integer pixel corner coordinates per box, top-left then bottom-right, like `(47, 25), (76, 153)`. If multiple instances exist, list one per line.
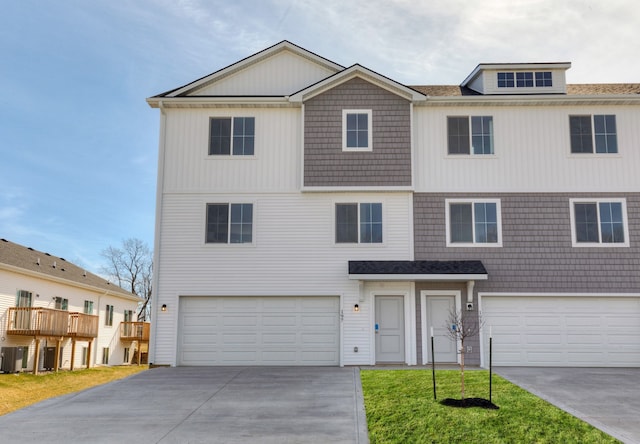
(0, 366), (369, 444)
(496, 367), (640, 444)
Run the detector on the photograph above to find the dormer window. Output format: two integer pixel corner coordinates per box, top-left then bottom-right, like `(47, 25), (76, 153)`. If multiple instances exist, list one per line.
(498, 71), (553, 89)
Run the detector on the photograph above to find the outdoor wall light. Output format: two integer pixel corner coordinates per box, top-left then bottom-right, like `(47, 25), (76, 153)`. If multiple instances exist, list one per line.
(161, 304), (167, 312)
(353, 304), (359, 312)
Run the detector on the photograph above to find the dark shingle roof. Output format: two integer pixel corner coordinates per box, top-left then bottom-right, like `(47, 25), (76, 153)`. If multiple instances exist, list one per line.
(409, 84), (640, 97)
(0, 238), (136, 299)
(349, 260), (487, 275)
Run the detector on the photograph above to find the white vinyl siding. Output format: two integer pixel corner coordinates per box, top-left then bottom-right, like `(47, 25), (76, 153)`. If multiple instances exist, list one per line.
(481, 295), (640, 367)
(178, 296), (339, 365)
(152, 192), (413, 366)
(193, 50), (339, 96)
(414, 105), (640, 193)
(162, 108), (300, 193)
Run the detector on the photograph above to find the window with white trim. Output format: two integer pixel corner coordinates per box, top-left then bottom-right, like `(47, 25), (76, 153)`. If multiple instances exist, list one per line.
(206, 203), (253, 244)
(54, 297), (68, 310)
(569, 115), (617, 154)
(446, 199), (502, 246)
(105, 304), (114, 326)
(342, 110), (372, 151)
(336, 203), (382, 243)
(497, 71), (553, 88)
(447, 116), (494, 155)
(570, 198), (629, 247)
(209, 117), (255, 156)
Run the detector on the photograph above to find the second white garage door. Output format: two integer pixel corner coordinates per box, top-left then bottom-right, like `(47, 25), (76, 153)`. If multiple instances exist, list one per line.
(482, 296), (640, 367)
(178, 296), (340, 366)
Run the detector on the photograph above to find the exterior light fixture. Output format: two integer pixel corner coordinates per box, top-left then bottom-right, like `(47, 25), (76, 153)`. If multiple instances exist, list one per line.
(353, 304), (359, 312)
(161, 304), (167, 312)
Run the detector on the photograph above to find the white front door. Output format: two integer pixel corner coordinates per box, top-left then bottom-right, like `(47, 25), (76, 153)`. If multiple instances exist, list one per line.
(427, 296), (457, 363)
(375, 295), (405, 363)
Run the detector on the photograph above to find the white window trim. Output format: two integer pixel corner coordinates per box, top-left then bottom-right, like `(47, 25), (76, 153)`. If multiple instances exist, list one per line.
(334, 201), (384, 245)
(342, 109), (373, 152)
(445, 198), (503, 247)
(568, 114), (618, 156)
(569, 198), (629, 247)
(204, 201), (256, 246)
(207, 116), (257, 158)
(446, 115), (496, 157)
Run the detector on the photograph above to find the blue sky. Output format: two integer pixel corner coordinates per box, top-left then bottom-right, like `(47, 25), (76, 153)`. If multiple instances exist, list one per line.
(1, 0), (638, 273)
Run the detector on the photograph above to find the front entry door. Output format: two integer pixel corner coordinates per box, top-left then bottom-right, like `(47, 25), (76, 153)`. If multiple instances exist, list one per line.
(427, 296), (457, 363)
(375, 295), (405, 363)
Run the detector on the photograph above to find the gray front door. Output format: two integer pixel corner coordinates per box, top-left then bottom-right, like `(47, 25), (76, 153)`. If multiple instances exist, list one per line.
(427, 296), (457, 363)
(375, 295), (405, 363)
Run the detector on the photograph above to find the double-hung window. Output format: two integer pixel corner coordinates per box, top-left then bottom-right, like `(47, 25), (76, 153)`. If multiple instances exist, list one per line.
(54, 297), (68, 310)
(570, 198), (628, 246)
(342, 110), (372, 151)
(84, 300), (94, 314)
(336, 203), (382, 243)
(446, 199), (502, 246)
(569, 115), (617, 154)
(206, 203), (253, 244)
(209, 117), (255, 156)
(105, 304), (114, 327)
(447, 116), (494, 155)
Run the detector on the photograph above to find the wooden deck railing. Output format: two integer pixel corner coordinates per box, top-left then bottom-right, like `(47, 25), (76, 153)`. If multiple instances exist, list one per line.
(68, 312), (99, 338)
(7, 307), (98, 338)
(120, 322), (150, 341)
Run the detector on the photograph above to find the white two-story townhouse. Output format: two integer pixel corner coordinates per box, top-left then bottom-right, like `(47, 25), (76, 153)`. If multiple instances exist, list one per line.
(147, 41), (640, 368)
(0, 239), (144, 373)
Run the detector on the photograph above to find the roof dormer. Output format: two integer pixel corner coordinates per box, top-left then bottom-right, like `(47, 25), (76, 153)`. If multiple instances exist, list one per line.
(461, 62), (571, 95)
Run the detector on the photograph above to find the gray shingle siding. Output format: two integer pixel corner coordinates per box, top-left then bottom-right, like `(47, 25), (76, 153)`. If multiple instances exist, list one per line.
(414, 192), (640, 294)
(303, 77), (412, 187)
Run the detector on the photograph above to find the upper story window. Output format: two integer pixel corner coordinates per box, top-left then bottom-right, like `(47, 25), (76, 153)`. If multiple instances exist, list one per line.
(516, 72), (533, 87)
(209, 117), (255, 156)
(16, 290), (32, 307)
(497, 72), (514, 88)
(105, 304), (114, 326)
(84, 300), (94, 314)
(569, 115), (617, 154)
(54, 297), (68, 310)
(342, 110), (372, 151)
(535, 71), (552, 87)
(570, 198), (628, 247)
(447, 116), (494, 155)
(498, 71), (552, 88)
(336, 203), (382, 243)
(446, 199), (502, 247)
(206, 203), (253, 244)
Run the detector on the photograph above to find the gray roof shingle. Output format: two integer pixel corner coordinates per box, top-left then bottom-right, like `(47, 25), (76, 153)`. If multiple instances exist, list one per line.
(0, 238), (137, 299)
(349, 260), (487, 275)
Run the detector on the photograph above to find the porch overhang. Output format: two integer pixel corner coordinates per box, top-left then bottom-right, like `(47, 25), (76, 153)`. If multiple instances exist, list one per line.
(348, 260), (488, 281)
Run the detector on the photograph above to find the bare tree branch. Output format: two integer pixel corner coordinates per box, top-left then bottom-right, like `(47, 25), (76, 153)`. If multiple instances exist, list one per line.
(100, 238), (153, 321)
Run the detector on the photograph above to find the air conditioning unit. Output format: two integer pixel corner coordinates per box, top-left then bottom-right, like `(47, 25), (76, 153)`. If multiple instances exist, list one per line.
(1, 347), (23, 373)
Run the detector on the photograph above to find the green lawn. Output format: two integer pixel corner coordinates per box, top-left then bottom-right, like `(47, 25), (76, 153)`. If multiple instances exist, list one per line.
(361, 369), (619, 444)
(0, 365), (148, 416)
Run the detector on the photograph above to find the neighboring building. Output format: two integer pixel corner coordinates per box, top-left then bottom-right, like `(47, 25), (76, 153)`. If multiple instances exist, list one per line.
(0, 239), (147, 373)
(147, 41), (640, 368)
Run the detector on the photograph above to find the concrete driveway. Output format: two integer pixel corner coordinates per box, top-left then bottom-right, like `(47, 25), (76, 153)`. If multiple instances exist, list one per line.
(496, 367), (640, 444)
(0, 366), (368, 444)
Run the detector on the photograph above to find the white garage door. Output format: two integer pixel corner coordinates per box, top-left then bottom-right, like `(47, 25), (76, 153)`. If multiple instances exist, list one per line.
(178, 296), (340, 366)
(482, 296), (640, 367)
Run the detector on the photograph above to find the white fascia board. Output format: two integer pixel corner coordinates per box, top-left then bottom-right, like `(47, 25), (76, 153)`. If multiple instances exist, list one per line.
(165, 41), (344, 98)
(420, 94), (640, 107)
(147, 97), (294, 108)
(289, 65), (427, 103)
(349, 273), (488, 281)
